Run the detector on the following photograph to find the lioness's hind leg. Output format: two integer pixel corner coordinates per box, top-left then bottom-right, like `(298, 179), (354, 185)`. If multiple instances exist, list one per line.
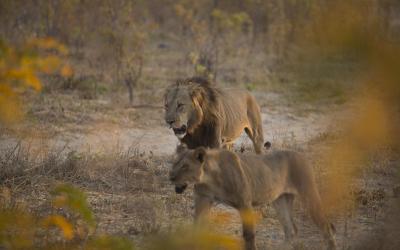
(285, 194), (297, 235)
(307, 201), (336, 250)
(302, 188), (336, 249)
(272, 194), (297, 241)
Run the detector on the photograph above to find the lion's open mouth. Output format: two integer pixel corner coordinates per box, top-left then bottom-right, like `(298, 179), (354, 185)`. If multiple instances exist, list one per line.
(175, 184), (188, 194)
(173, 125), (187, 135)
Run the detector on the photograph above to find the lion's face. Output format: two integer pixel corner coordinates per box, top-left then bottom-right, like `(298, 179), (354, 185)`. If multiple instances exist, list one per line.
(164, 85), (196, 139)
(169, 147), (206, 194)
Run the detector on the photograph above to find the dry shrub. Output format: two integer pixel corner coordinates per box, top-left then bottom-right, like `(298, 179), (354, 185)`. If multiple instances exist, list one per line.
(0, 142), (164, 195)
(75, 147), (163, 193)
(123, 196), (161, 235)
(0, 143), (79, 185)
(0, 182), (133, 249)
(284, 0), (400, 216)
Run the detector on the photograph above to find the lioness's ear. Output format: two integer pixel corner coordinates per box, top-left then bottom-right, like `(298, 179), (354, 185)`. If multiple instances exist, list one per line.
(176, 143), (188, 154)
(193, 147), (207, 163)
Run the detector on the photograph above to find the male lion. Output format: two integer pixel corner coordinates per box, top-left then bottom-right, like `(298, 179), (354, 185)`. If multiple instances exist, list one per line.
(164, 77), (264, 153)
(169, 146), (336, 250)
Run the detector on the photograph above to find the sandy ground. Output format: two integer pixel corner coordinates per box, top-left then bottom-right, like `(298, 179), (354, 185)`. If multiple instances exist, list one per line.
(0, 91), (398, 250)
(1, 106), (332, 156)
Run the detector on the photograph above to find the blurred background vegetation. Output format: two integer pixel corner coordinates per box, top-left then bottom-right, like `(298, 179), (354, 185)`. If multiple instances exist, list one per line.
(1, 0), (398, 106)
(1, 0), (400, 249)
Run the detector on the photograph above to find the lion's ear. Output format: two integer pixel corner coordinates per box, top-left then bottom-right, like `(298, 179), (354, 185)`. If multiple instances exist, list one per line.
(193, 147), (207, 163)
(176, 78), (185, 86)
(176, 143), (188, 154)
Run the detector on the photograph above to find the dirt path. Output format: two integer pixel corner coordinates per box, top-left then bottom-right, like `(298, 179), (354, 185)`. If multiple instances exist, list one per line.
(1, 108), (332, 157)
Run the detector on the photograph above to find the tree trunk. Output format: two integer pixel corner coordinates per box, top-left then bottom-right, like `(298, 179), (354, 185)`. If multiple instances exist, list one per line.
(125, 78), (133, 105)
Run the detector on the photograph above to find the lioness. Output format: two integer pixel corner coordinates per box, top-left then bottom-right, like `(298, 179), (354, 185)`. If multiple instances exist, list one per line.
(169, 146), (336, 250)
(164, 77), (264, 153)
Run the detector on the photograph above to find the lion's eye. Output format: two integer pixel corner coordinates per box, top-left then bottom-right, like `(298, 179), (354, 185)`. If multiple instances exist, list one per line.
(164, 104), (168, 110)
(177, 103), (184, 109)
(181, 164), (189, 170)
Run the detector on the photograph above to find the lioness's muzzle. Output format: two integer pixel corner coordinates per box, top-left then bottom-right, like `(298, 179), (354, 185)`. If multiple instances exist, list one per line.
(175, 184), (188, 194)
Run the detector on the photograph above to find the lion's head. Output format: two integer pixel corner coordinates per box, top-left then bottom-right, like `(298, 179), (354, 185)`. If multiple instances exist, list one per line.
(164, 77), (217, 139)
(169, 145), (206, 194)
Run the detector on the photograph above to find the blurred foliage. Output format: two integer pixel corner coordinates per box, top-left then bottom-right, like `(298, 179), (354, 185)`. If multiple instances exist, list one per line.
(0, 38), (71, 124)
(144, 209), (262, 250)
(0, 208), (35, 249)
(85, 235), (134, 250)
(144, 226), (241, 250)
(0, 183), (256, 250)
(0, 184), (135, 250)
(295, 0), (400, 215)
(51, 184), (95, 227)
(1, 0), (397, 103)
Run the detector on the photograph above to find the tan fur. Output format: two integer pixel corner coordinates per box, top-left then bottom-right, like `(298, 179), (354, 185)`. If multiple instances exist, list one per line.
(169, 146), (337, 250)
(164, 77), (264, 153)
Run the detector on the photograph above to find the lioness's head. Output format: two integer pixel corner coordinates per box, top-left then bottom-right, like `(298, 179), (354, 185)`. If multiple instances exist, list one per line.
(169, 145), (206, 194)
(164, 77), (213, 139)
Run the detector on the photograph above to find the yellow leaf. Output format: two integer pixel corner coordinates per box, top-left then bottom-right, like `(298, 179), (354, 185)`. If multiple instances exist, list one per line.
(37, 56), (61, 74)
(30, 37), (68, 55)
(207, 211), (234, 225)
(0, 86), (23, 124)
(0, 38), (67, 124)
(6, 69), (24, 79)
(240, 209), (261, 226)
(60, 64), (73, 77)
(42, 215), (74, 240)
(25, 73), (42, 91)
(53, 195), (68, 208)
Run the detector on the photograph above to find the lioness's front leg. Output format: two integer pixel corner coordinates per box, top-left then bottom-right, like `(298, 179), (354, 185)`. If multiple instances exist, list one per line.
(239, 207), (257, 250)
(194, 193), (213, 224)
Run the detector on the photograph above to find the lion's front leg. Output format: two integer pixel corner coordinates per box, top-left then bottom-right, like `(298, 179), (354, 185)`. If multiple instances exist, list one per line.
(208, 123), (223, 148)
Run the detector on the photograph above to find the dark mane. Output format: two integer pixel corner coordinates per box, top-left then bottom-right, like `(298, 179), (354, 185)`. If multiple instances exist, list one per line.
(175, 76), (211, 86)
(186, 76), (211, 86)
(175, 76), (218, 104)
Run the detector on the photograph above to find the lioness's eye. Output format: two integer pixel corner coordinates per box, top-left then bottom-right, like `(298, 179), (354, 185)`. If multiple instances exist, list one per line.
(177, 103), (184, 109)
(181, 164), (188, 170)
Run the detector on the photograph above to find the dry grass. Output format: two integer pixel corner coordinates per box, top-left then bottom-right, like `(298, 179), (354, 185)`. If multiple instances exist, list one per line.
(1, 125), (399, 249)
(0, 141), (193, 246)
